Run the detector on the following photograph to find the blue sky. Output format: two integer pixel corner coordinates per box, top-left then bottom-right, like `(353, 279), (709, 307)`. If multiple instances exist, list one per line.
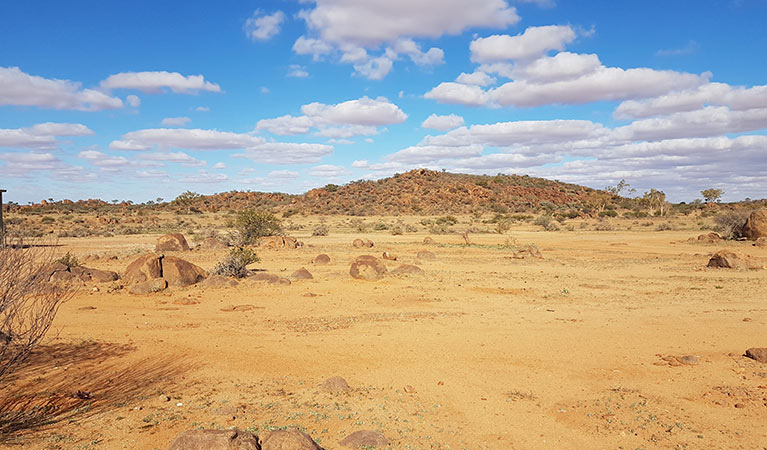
(1, 0), (766, 204)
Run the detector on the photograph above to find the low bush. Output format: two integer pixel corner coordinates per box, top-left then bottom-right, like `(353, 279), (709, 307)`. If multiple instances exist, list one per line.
(713, 210), (750, 239)
(213, 247), (260, 278)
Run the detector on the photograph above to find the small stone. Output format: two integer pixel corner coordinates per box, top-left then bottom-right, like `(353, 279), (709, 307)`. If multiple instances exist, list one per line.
(321, 376), (351, 394)
(339, 430), (388, 449)
(403, 385), (416, 394)
(745, 348), (767, 363)
(679, 355), (700, 366)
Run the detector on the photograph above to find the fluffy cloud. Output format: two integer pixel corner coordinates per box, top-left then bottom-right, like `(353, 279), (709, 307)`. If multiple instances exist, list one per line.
(470, 25), (576, 63)
(78, 150), (134, 171)
(456, 71), (496, 87)
(614, 83), (767, 119)
(307, 164), (348, 177)
(421, 114), (465, 130)
(161, 117), (192, 127)
(237, 142), (333, 164)
(427, 66), (710, 108)
(180, 170), (229, 183)
(256, 115), (314, 135)
(100, 71), (221, 94)
(294, 0), (517, 79)
(0, 123), (93, 150)
(244, 10), (286, 41)
(137, 151), (206, 167)
(257, 96), (406, 137)
(126, 95), (141, 107)
(287, 65), (310, 78)
(111, 128), (263, 151)
(0, 66), (123, 111)
(510, 52), (602, 83)
(300, 0), (519, 47)
(424, 83), (491, 106)
(387, 144), (484, 163)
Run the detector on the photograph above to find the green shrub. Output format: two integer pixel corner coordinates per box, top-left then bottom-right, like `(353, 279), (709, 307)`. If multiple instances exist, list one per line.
(533, 215), (552, 228)
(435, 216), (458, 226)
(235, 210), (282, 244)
(713, 210), (750, 239)
(56, 252), (79, 268)
(312, 224), (329, 236)
(213, 247), (260, 278)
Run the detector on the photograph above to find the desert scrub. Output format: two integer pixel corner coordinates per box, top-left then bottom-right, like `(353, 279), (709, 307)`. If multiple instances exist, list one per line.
(213, 247), (260, 278)
(312, 224), (329, 236)
(56, 252), (79, 268)
(235, 209), (282, 244)
(713, 209), (750, 239)
(533, 215), (552, 229)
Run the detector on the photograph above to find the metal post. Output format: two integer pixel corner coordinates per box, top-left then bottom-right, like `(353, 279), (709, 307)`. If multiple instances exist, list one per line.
(0, 189), (5, 247)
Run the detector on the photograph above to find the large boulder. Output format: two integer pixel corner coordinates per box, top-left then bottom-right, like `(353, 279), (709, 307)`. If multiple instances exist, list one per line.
(423, 237), (436, 245)
(321, 376), (351, 394)
(43, 263), (118, 283)
(199, 237), (229, 250)
(742, 209), (767, 240)
(390, 264), (425, 276)
(313, 254), (331, 265)
(350, 255), (387, 281)
(745, 347), (767, 363)
(163, 256), (207, 287)
(339, 430), (388, 449)
(352, 239), (374, 248)
(257, 236), (302, 249)
(155, 233), (190, 252)
(86, 267), (119, 283)
(261, 429), (321, 450)
(168, 429), (259, 450)
(692, 232), (722, 243)
(123, 253), (206, 288)
(291, 267), (313, 280)
(707, 250), (746, 269)
(124, 253), (164, 284)
(416, 250), (436, 260)
(129, 279), (167, 295)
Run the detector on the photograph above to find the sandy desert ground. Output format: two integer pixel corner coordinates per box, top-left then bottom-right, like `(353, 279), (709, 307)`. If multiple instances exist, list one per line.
(2, 218), (766, 449)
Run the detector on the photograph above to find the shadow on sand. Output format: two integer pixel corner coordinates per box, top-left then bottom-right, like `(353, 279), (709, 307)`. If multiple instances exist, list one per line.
(0, 340), (190, 442)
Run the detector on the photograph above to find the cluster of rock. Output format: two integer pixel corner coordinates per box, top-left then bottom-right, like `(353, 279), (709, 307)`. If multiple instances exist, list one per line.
(40, 263), (118, 284)
(349, 254), (426, 280)
(124, 253), (207, 294)
(168, 426), (388, 450)
(257, 236), (303, 249)
(352, 238), (374, 248)
(742, 209), (767, 240)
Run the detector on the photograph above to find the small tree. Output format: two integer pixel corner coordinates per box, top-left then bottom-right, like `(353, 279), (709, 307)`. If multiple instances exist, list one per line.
(236, 209), (282, 244)
(173, 191), (202, 213)
(213, 247), (260, 278)
(701, 188), (723, 203)
(1, 236), (72, 380)
(641, 189), (669, 216)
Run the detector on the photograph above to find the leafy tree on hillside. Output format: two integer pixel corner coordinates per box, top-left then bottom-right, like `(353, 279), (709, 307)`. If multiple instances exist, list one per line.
(701, 188), (723, 203)
(236, 209), (282, 244)
(641, 189), (669, 216)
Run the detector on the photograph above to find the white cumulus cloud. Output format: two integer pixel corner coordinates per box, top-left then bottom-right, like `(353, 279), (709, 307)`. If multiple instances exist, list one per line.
(421, 114), (465, 131)
(245, 10), (286, 41)
(100, 71), (221, 94)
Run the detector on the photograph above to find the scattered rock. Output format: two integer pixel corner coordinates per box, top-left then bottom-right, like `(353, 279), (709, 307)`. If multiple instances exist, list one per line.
(416, 250), (436, 260)
(390, 264), (425, 276)
(707, 250), (746, 269)
(403, 385), (417, 394)
(124, 253), (164, 284)
(291, 267), (313, 280)
(258, 236), (303, 249)
(78, 306), (96, 310)
(204, 275), (239, 288)
(349, 255), (387, 281)
(313, 254), (331, 264)
(745, 348), (767, 363)
(754, 237), (767, 247)
(742, 209), (767, 240)
(162, 256), (207, 287)
(168, 429), (259, 450)
(352, 238), (374, 248)
(87, 268), (119, 283)
(381, 251), (397, 261)
(321, 376), (351, 393)
(261, 429), (321, 450)
(692, 232), (722, 243)
(657, 355), (699, 366)
(678, 355), (700, 365)
(128, 279), (167, 295)
(251, 272), (279, 282)
(155, 233), (190, 252)
(513, 244), (542, 259)
(339, 430), (388, 449)
(423, 237), (436, 245)
(221, 304), (257, 312)
(199, 237), (229, 250)
(173, 298), (199, 305)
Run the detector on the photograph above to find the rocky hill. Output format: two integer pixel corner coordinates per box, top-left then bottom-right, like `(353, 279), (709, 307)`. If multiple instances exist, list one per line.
(10, 169), (604, 216)
(185, 169), (600, 215)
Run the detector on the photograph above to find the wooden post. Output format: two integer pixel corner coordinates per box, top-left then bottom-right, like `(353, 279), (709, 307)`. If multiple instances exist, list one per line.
(0, 189), (5, 246)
